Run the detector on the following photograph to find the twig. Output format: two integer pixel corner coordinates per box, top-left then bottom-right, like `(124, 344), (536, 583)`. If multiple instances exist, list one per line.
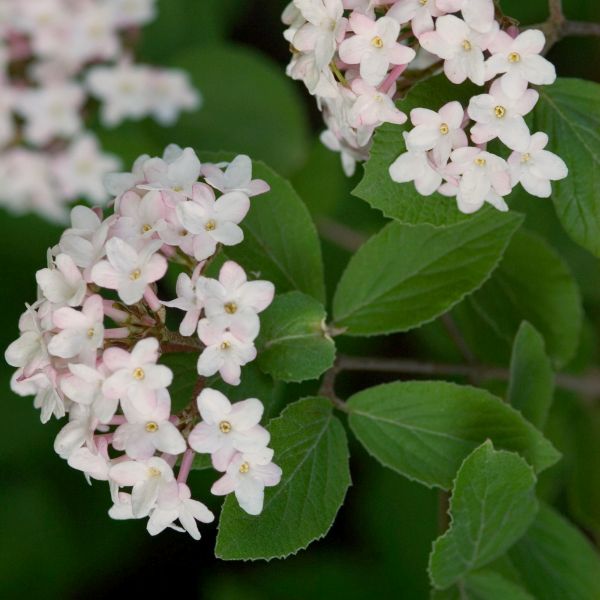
(316, 217), (367, 252)
(441, 314), (477, 367)
(319, 360), (349, 412)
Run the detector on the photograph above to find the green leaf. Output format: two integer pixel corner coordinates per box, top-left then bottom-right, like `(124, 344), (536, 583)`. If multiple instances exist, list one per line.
(431, 569), (535, 600)
(160, 352), (199, 413)
(332, 211), (523, 336)
(467, 229), (582, 367)
(224, 160), (326, 303)
(508, 322), (555, 429)
(533, 79), (600, 257)
(347, 381), (560, 489)
(429, 441), (538, 589)
(354, 75), (484, 227)
(216, 397), (350, 560)
(257, 292), (336, 382)
(509, 503), (600, 600)
(163, 44), (309, 176)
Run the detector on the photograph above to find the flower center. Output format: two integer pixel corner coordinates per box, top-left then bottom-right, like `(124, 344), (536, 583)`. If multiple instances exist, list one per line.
(521, 152), (531, 163)
(148, 467), (161, 478)
(420, 0), (428, 4)
(173, 185), (184, 192)
(224, 302), (238, 314)
(474, 157), (487, 167)
(129, 268), (142, 280)
(141, 224), (152, 233)
(220, 340), (231, 350)
(494, 105), (506, 118)
(219, 420), (232, 433)
(132, 367), (145, 380)
(239, 462), (250, 474)
(508, 52), (521, 63)
(462, 39), (472, 51)
(204, 219), (216, 231)
(439, 123), (449, 135)
(87, 327), (95, 338)
(145, 421), (159, 432)
(371, 36), (384, 48)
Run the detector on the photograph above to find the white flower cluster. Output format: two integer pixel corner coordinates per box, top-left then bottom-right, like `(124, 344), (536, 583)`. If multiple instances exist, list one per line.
(283, 0), (568, 214)
(0, 0), (199, 222)
(5, 145), (281, 539)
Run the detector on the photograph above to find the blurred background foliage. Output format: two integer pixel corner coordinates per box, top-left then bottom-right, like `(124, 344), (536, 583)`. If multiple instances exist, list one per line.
(1, 0), (599, 597)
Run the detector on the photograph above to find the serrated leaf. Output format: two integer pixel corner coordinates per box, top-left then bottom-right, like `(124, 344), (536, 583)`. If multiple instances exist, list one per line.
(509, 503), (600, 600)
(532, 78), (600, 257)
(429, 441), (538, 589)
(467, 229), (582, 367)
(431, 569), (535, 600)
(354, 74), (480, 226)
(257, 292), (335, 382)
(508, 322), (555, 429)
(332, 212), (522, 336)
(215, 397), (350, 560)
(347, 381), (560, 489)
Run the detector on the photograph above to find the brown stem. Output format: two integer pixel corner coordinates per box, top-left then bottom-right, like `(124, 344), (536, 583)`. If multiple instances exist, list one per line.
(438, 491), (451, 534)
(160, 329), (203, 353)
(319, 360), (349, 412)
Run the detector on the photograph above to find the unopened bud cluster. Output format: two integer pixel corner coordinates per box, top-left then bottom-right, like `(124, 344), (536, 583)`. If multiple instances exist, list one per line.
(283, 0), (567, 213)
(5, 145), (281, 540)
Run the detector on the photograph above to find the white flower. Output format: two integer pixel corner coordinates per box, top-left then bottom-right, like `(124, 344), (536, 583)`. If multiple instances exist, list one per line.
(387, 0), (443, 36)
(145, 68), (200, 126)
(339, 13), (416, 85)
(211, 449), (282, 515)
(188, 388), (270, 471)
(36, 253), (86, 307)
(162, 271), (207, 336)
(468, 80), (538, 151)
(202, 155), (270, 197)
(436, 0), (495, 33)
(91, 238), (167, 305)
(53, 404), (96, 459)
(508, 132), (568, 198)
(112, 190), (167, 242)
(348, 78), (408, 129)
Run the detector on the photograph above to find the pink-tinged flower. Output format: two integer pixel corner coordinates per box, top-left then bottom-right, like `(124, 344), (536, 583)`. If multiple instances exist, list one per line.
(145, 68), (200, 126)
(447, 147), (512, 213)
(292, 0), (346, 69)
(203, 261), (274, 339)
(320, 128), (362, 177)
(188, 388), (270, 471)
(211, 449), (282, 515)
(436, 0), (495, 33)
(102, 338), (173, 412)
(11, 368), (66, 424)
(468, 80), (538, 151)
(339, 14), (416, 86)
(138, 145), (201, 199)
(104, 153), (150, 197)
(109, 492), (138, 520)
(387, 0), (443, 36)
(113, 389), (186, 459)
(202, 155), (270, 197)
(61, 362), (117, 423)
(48, 294), (104, 364)
(5, 308), (50, 377)
(109, 456), (175, 517)
(53, 404), (96, 459)
(485, 29), (556, 97)
(90, 238), (167, 305)
(348, 78), (407, 129)
(419, 15), (490, 85)
(406, 101), (468, 164)
(147, 481), (214, 540)
(508, 132), (568, 198)
(112, 190), (168, 242)
(161, 271), (206, 336)
(36, 253), (86, 307)
(176, 183), (250, 261)
(197, 321), (258, 386)
(68, 439), (112, 481)
(389, 133), (443, 195)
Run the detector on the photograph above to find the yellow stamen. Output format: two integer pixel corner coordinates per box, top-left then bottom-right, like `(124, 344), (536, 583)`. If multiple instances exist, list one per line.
(508, 52), (521, 63)
(141, 224), (152, 233)
(148, 467), (161, 477)
(87, 328), (95, 338)
(439, 123), (449, 135)
(204, 219), (216, 231)
(239, 462), (250, 474)
(129, 269), (142, 281)
(474, 157), (487, 167)
(224, 302), (238, 314)
(220, 340), (231, 350)
(462, 40), (472, 51)
(371, 36), (384, 48)
(494, 105), (506, 118)
(133, 367), (145, 380)
(145, 421), (159, 432)
(219, 421), (232, 433)
(521, 153), (531, 163)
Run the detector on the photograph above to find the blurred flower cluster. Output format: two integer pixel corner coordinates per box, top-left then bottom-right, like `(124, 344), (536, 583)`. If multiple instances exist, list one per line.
(5, 145), (281, 539)
(0, 0), (199, 222)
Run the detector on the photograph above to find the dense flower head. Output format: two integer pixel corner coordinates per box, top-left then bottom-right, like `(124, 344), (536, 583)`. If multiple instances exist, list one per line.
(283, 0), (567, 213)
(0, 0), (199, 222)
(5, 145), (281, 540)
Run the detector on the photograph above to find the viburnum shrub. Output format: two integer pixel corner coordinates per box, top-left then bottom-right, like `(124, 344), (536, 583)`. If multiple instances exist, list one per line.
(5, 0), (600, 597)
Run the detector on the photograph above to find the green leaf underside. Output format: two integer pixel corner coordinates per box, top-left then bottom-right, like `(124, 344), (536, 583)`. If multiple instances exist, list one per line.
(509, 503), (600, 600)
(257, 292), (335, 382)
(533, 78), (600, 257)
(215, 397), (350, 560)
(431, 569), (535, 600)
(467, 229), (582, 367)
(354, 74), (481, 227)
(333, 211), (523, 336)
(222, 160), (327, 303)
(429, 441), (538, 589)
(508, 322), (555, 429)
(347, 381), (560, 490)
